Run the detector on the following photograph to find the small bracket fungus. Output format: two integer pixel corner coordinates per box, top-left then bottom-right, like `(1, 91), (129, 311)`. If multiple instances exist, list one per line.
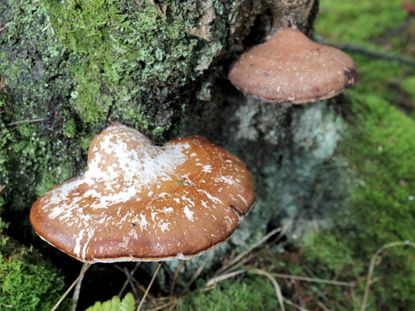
(30, 125), (255, 263)
(228, 28), (358, 104)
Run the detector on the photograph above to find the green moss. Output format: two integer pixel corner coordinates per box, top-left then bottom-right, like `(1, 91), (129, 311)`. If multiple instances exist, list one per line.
(0, 1), (73, 118)
(0, 114), (66, 310)
(309, 54), (415, 310)
(304, 93), (415, 308)
(36, 162), (72, 197)
(0, 226), (65, 311)
(8, 126), (76, 211)
(151, 126), (165, 139)
(316, 0), (406, 48)
(351, 56), (404, 100)
(0, 92), (11, 215)
(400, 76), (415, 99)
(0, 0), (83, 215)
(176, 277), (277, 311)
(347, 96), (415, 249)
(42, 0), (199, 128)
(303, 233), (354, 273)
(85, 293), (135, 311)
(63, 116), (77, 139)
(80, 133), (95, 152)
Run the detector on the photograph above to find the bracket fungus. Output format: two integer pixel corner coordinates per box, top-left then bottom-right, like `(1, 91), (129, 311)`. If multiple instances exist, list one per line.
(30, 124), (255, 263)
(228, 28), (358, 104)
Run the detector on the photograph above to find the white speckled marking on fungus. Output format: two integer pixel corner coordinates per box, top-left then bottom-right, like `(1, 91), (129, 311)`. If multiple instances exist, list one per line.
(30, 124), (255, 263)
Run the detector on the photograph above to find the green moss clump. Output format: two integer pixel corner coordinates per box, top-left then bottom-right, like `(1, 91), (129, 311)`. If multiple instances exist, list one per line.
(176, 277), (277, 311)
(316, 0), (406, 48)
(304, 93), (415, 308)
(351, 56), (403, 101)
(272, 94), (415, 307)
(63, 115), (77, 139)
(303, 234), (354, 273)
(0, 224), (65, 311)
(307, 77), (415, 306)
(42, 0), (199, 128)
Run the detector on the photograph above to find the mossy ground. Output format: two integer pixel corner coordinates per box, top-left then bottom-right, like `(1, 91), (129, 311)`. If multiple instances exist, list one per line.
(176, 276), (277, 311)
(0, 216), (66, 310)
(301, 1), (415, 309)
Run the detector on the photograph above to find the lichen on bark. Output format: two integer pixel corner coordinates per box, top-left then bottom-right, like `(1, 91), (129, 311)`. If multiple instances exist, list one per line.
(42, 0), (201, 128)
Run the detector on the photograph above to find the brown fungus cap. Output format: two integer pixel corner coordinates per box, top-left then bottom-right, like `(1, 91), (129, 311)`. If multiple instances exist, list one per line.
(228, 28), (358, 104)
(30, 125), (255, 263)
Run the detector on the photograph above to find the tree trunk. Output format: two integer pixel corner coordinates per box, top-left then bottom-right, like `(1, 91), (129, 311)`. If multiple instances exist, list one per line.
(0, 0), (347, 293)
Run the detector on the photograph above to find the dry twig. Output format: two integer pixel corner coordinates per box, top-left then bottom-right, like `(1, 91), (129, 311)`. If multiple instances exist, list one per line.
(271, 272), (355, 287)
(7, 118), (47, 127)
(317, 38), (415, 68)
(215, 224), (290, 275)
(0, 23), (8, 32)
(51, 263), (91, 311)
(123, 267), (141, 302)
(361, 240), (415, 311)
(136, 263), (162, 311)
(317, 301), (332, 311)
(249, 268), (286, 311)
(206, 270), (245, 287)
(147, 299), (177, 311)
(72, 263), (91, 311)
(118, 263), (141, 297)
(182, 254), (212, 294)
(283, 298), (310, 311)
(169, 261), (184, 296)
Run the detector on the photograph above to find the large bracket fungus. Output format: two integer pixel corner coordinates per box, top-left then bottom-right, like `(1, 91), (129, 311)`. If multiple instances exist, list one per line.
(229, 28), (358, 103)
(30, 125), (255, 263)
